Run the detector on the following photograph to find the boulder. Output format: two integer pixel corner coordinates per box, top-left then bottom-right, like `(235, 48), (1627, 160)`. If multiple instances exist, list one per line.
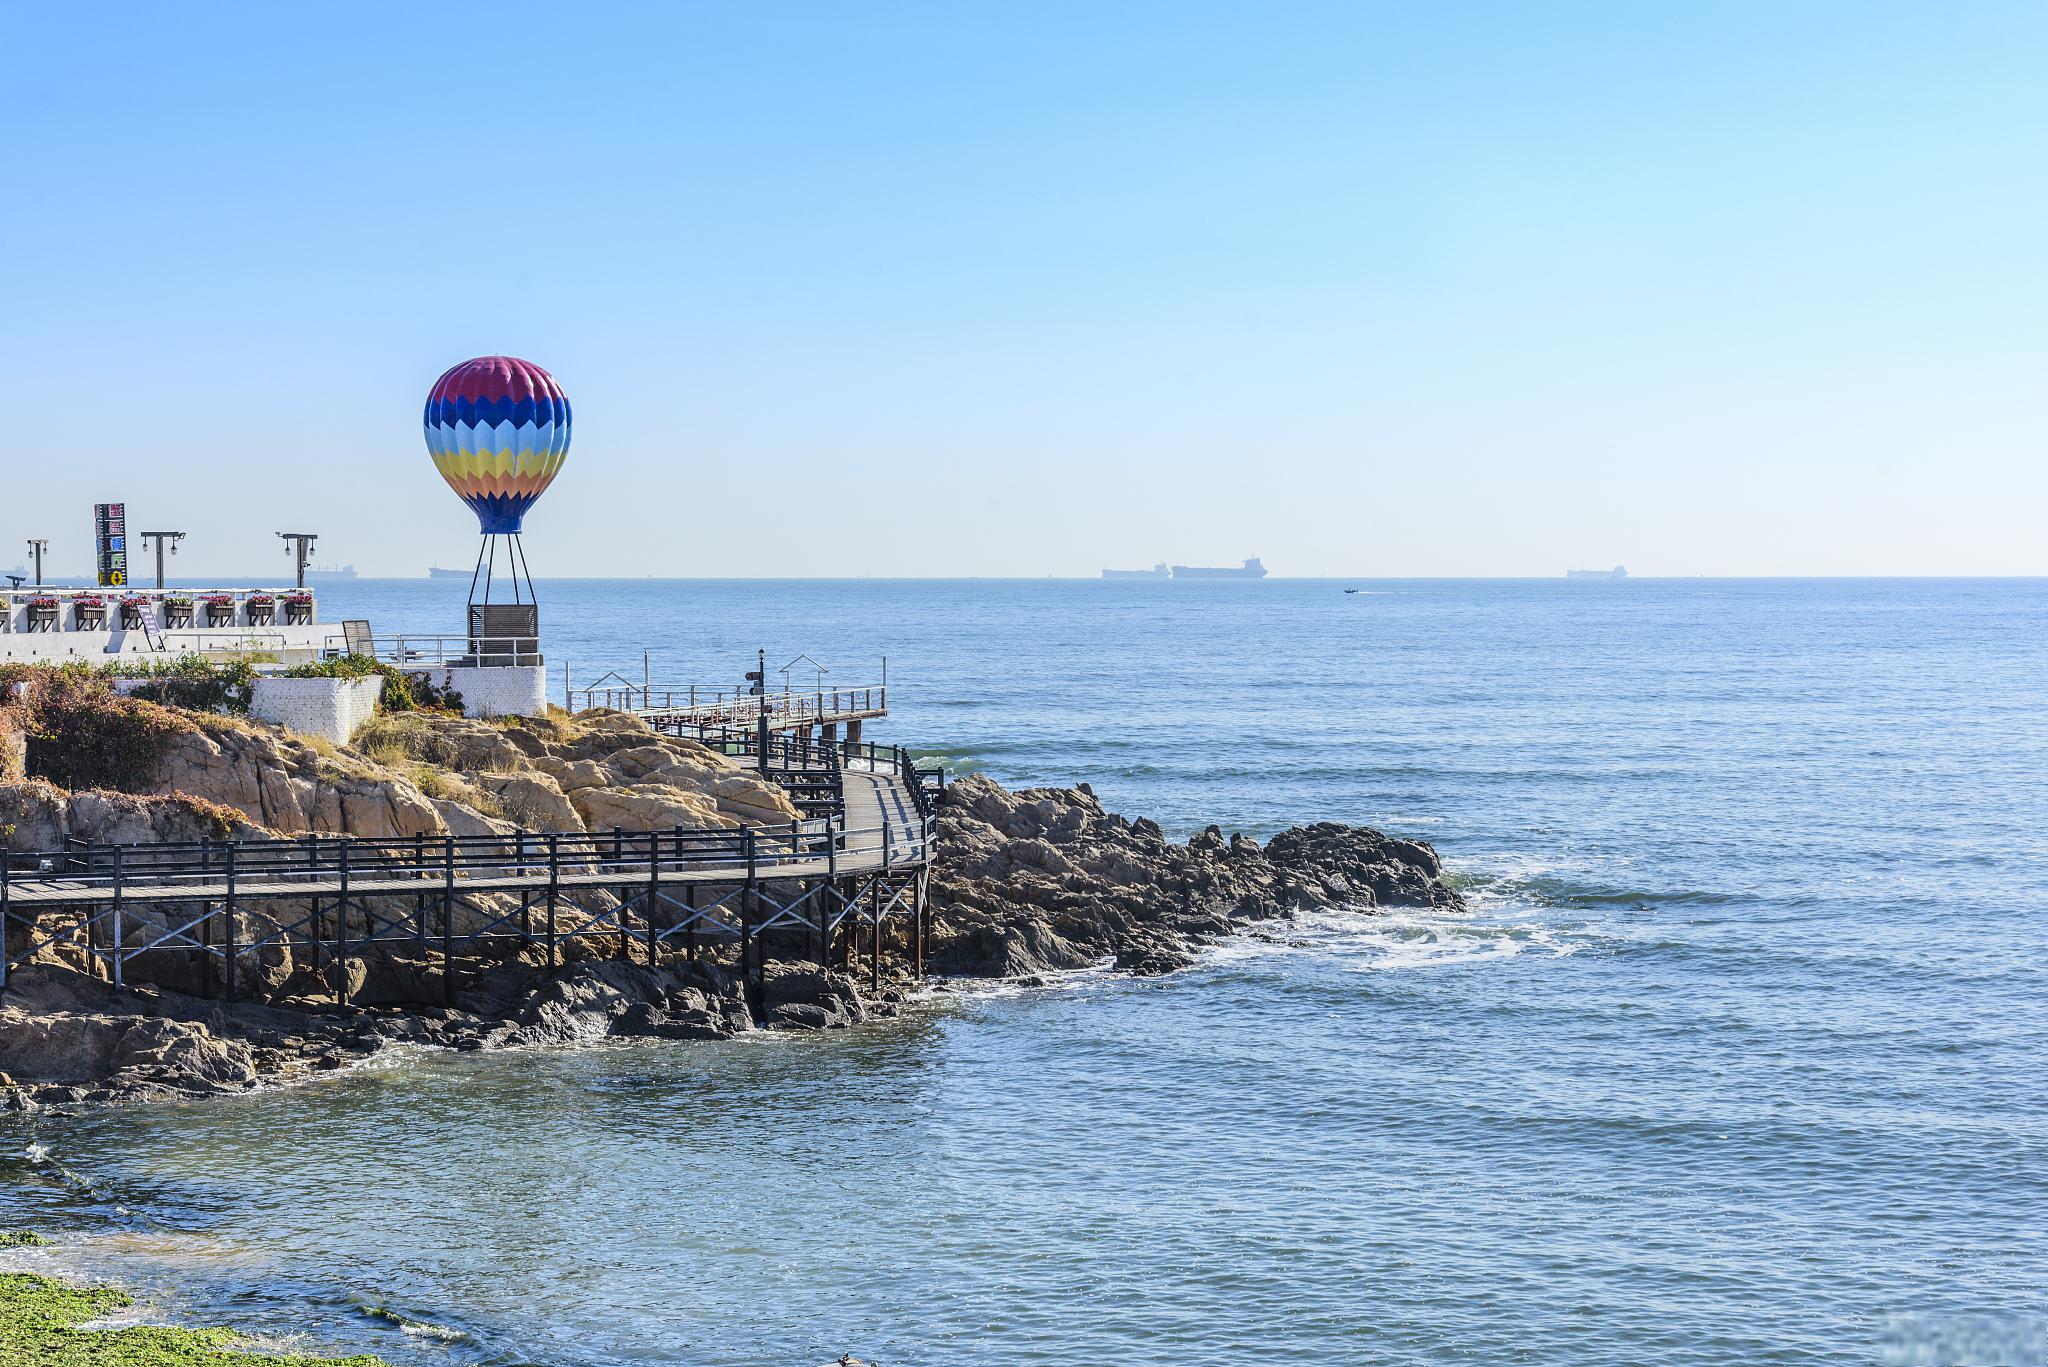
(570, 784), (733, 833)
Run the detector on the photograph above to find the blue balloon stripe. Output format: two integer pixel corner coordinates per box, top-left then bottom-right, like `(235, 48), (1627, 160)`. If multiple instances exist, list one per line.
(422, 395), (573, 430)
(464, 492), (541, 535)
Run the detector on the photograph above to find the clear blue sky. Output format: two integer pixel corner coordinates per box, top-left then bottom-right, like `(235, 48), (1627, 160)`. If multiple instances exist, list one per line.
(5, 1), (2043, 578)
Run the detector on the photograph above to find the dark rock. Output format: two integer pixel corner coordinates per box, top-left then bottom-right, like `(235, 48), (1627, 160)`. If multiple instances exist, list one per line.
(927, 774), (1464, 980)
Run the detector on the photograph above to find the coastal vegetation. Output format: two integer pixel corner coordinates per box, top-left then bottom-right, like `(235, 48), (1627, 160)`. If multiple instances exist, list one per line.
(0, 1269), (391, 1366)
(0, 664), (196, 793)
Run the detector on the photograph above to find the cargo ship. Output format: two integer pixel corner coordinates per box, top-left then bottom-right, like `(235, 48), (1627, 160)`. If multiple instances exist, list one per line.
(1102, 563), (1170, 579)
(1566, 566), (1627, 580)
(1170, 557), (1267, 580)
(304, 564), (357, 581)
(428, 566), (469, 579)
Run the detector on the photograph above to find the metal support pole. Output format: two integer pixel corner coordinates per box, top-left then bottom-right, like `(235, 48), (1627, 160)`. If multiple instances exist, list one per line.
(742, 827), (759, 1020)
(613, 827), (628, 961)
(916, 866), (927, 979)
(2, 850), (11, 993)
(441, 836), (456, 1005)
(197, 839), (212, 998)
(307, 834), (321, 983)
(224, 843), (239, 1002)
(335, 841), (351, 1005)
(546, 833), (560, 969)
(876, 815), (892, 992)
(756, 647), (770, 774)
(823, 818), (838, 968)
(646, 830), (660, 965)
(110, 846), (124, 988)
(414, 833), (427, 959)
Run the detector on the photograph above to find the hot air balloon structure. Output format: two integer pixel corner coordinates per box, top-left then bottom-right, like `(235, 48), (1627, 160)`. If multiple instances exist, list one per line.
(423, 356), (570, 625)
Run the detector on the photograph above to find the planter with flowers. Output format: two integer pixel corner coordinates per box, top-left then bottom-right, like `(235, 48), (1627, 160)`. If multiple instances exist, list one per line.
(203, 594), (238, 627)
(120, 595), (155, 629)
(244, 593), (276, 626)
(26, 596), (59, 631)
(73, 595), (107, 630)
(283, 591), (314, 625)
(163, 596), (195, 628)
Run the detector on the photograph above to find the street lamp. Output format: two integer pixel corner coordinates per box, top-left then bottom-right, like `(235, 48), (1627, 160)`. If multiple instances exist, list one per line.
(277, 532), (317, 590)
(24, 539), (47, 587)
(138, 531), (185, 590)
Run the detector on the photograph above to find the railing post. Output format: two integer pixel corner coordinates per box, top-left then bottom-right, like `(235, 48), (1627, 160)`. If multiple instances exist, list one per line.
(645, 830), (660, 966)
(515, 832), (531, 943)
(224, 842), (239, 1002)
(877, 814), (891, 992)
(413, 833), (428, 959)
(1, 849), (11, 993)
(196, 837), (213, 998)
(545, 832), (560, 969)
(441, 835), (456, 1005)
(742, 826), (759, 1021)
(822, 815), (839, 967)
(110, 845), (125, 988)
(335, 841), (351, 1005)
(916, 866), (928, 978)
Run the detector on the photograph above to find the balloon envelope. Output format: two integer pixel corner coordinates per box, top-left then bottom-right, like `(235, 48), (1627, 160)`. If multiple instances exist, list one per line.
(423, 356), (571, 534)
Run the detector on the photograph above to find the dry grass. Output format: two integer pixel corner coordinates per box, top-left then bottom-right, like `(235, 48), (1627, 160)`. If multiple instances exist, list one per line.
(355, 713), (458, 769)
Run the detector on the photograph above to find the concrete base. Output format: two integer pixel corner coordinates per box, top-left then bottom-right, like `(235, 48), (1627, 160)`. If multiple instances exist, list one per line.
(248, 676), (384, 744)
(439, 663), (547, 719)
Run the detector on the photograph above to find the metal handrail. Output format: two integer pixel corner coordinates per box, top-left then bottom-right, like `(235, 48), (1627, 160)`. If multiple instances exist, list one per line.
(4, 739), (938, 900)
(336, 635), (546, 667)
(569, 681), (886, 721)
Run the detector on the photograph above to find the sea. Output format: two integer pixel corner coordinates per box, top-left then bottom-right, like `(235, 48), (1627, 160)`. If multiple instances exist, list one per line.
(2, 577), (2044, 1367)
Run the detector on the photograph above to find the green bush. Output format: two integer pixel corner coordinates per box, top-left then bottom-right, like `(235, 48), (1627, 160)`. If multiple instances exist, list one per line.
(282, 655), (464, 714)
(112, 654), (258, 715)
(8, 664), (193, 792)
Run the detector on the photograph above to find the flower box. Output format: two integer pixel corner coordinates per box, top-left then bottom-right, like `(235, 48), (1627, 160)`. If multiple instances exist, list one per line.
(120, 596), (154, 628)
(73, 596), (107, 629)
(25, 597), (59, 630)
(203, 594), (238, 626)
(163, 597), (195, 627)
(245, 593), (276, 625)
(283, 592), (314, 625)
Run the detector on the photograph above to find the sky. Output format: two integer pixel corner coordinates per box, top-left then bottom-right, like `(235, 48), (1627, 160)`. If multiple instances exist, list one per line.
(4, 1), (2043, 579)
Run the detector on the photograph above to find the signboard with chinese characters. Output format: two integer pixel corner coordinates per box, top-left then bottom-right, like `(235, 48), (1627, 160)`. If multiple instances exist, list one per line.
(94, 503), (127, 587)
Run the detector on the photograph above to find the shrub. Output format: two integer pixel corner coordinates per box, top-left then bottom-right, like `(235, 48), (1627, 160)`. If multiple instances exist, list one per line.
(8, 664), (193, 793)
(283, 655), (464, 714)
(113, 654), (258, 715)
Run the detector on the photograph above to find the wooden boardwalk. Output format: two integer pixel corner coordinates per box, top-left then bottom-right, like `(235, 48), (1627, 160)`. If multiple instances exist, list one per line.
(0, 737), (941, 1009)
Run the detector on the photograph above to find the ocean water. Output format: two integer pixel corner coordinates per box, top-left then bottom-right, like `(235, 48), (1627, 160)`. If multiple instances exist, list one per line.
(3, 578), (2045, 1366)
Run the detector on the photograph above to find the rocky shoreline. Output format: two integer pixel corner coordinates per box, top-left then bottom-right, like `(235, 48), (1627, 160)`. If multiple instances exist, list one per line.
(0, 678), (1462, 1108)
(1, 771), (1460, 1110)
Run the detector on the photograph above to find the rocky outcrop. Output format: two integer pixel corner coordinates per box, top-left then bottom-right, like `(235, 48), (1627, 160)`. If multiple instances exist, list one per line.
(927, 775), (1463, 978)
(140, 711), (801, 840)
(147, 722), (445, 838)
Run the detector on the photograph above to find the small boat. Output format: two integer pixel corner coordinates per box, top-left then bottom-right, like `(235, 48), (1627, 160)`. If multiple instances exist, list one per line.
(1343, 588), (1361, 594)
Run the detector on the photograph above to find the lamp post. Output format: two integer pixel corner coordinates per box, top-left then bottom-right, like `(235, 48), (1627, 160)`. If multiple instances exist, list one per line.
(138, 531), (185, 590)
(25, 539), (46, 587)
(747, 647), (769, 773)
(277, 532), (317, 590)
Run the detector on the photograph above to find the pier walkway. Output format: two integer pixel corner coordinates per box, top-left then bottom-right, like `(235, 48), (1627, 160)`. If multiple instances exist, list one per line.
(565, 679), (888, 740)
(0, 736), (942, 1010)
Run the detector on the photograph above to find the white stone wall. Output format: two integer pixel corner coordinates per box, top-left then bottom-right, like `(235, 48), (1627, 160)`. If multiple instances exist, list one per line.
(440, 664), (547, 719)
(248, 676), (384, 744)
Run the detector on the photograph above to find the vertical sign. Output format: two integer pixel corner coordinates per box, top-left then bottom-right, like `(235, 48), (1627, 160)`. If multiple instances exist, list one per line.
(94, 503), (127, 587)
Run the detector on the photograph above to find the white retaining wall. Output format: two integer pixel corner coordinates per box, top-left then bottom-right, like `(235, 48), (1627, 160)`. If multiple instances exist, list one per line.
(440, 664), (547, 719)
(248, 676), (384, 744)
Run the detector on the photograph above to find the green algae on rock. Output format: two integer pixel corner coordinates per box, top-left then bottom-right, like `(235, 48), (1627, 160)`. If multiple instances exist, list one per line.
(0, 1272), (393, 1366)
